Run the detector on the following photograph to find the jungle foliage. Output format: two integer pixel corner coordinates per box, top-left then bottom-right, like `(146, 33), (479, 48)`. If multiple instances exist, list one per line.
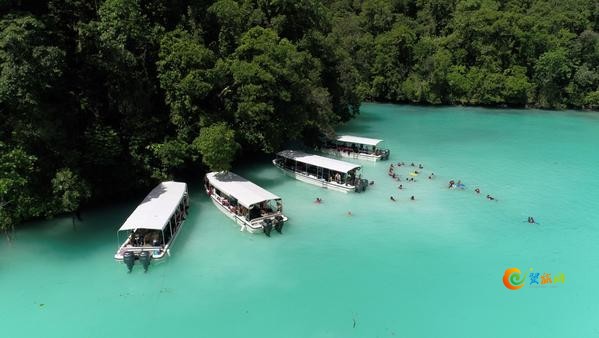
(1, 0), (597, 230)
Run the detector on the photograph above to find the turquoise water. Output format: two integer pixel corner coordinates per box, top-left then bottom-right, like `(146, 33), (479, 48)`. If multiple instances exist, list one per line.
(2, 103), (599, 337)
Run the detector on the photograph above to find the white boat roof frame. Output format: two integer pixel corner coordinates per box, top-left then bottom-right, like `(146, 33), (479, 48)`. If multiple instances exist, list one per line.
(206, 172), (281, 209)
(277, 150), (361, 173)
(118, 181), (187, 232)
(336, 135), (383, 147)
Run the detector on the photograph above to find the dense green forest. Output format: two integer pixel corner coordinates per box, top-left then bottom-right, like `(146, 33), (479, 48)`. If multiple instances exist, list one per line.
(1, 0), (598, 232)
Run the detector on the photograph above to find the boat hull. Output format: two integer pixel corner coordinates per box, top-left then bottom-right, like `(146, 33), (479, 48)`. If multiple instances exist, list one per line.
(208, 193), (287, 234)
(114, 220), (184, 262)
(321, 148), (383, 162)
(273, 160), (357, 193)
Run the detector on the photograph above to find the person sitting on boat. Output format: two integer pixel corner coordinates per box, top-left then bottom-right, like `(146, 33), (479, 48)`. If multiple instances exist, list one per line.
(527, 216), (537, 224)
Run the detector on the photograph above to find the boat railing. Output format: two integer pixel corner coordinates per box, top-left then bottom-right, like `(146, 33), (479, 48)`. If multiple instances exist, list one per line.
(118, 245), (163, 255)
(250, 211), (284, 224)
(328, 145), (387, 156)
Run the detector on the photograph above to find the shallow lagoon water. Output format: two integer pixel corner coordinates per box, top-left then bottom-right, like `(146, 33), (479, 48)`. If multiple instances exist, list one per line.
(2, 103), (599, 337)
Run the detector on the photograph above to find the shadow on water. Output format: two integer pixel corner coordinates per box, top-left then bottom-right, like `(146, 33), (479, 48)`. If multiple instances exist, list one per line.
(6, 203), (133, 261)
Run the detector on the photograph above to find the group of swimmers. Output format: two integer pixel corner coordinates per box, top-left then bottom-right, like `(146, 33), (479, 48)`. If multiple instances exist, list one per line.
(449, 180), (498, 201)
(390, 195), (415, 202)
(387, 162), (428, 202)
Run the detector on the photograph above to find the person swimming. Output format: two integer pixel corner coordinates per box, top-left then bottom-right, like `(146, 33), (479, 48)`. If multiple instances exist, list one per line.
(315, 197), (322, 204)
(486, 194), (496, 201)
(347, 211), (353, 216)
(448, 180), (455, 188)
(410, 162), (415, 167)
(527, 216), (539, 224)
(369, 181), (375, 185)
(390, 196), (396, 202)
(474, 188), (480, 194)
(398, 184), (403, 190)
(418, 164), (423, 169)
(410, 195), (415, 201)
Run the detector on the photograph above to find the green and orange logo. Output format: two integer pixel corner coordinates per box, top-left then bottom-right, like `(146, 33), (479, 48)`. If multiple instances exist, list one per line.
(503, 268), (526, 290)
(503, 267), (565, 290)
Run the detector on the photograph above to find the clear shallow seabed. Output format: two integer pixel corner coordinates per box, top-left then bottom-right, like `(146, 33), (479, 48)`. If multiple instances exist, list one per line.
(2, 103), (599, 337)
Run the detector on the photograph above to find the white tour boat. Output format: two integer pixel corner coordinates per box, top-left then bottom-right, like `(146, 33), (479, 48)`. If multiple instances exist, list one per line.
(204, 171), (288, 236)
(321, 135), (390, 161)
(273, 150), (369, 193)
(114, 181), (189, 272)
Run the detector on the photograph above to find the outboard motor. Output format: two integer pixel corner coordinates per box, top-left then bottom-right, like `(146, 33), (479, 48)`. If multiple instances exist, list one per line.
(354, 179), (367, 192)
(274, 215), (284, 234)
(361, 179), (368, 192)
(123, 251), (135, 272)
(262, 219), (273, 237)
(139, 251), (151, 272)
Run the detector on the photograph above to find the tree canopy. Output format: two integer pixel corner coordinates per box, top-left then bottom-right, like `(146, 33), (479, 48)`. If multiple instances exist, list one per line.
(0, 0), (597, 230)
(194, 122), (240, 172)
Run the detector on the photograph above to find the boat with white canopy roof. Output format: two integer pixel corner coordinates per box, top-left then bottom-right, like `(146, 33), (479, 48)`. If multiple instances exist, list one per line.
(204, 171), (287, 236)
(273, 150), (369, 193)
(114, 181), (189, 272)
(321, 135), (390, 161)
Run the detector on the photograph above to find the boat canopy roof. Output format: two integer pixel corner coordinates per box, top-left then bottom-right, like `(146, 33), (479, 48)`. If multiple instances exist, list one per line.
(336, 135), (383, 146)
(119, 181), (187, 232)
(206, 172), (281, 209)
(277, 150), (361, 173)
